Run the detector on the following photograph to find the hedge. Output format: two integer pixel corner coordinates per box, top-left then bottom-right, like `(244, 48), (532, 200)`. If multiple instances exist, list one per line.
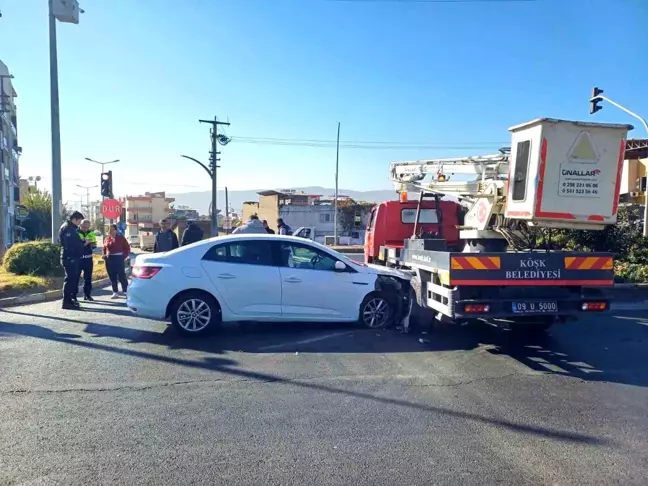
(2, 241), (61, 277)
(537, 205), (648, 283)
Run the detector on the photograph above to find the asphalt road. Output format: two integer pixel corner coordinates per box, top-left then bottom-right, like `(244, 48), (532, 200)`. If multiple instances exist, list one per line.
(1, 288), (647, 485)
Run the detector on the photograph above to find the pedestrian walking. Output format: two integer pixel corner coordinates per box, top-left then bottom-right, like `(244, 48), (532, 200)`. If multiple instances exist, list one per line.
(103, 224), (130, 299)
(77, 219), (97, 301)
(262, 220), (275, 234)
(154, 218), (179, 253)
(277, 218), (293, 235)
(232, 214), (267, 234)
(59, 211), (88, 310)
(180, 220), (204, 246)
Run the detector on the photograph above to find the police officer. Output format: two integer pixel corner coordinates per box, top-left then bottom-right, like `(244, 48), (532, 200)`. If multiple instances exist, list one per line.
(59, 211), (88, 309)
(77, 219), (97, 301)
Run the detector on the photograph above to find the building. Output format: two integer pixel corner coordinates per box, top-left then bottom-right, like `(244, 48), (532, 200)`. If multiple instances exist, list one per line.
(169, 205), (200, 221)
(121, 191), (175, 238)
(86, 200), (103, 228)
(620, 139), (648, 202)
(0, 60), (21, 250)
(242, 190), (370, 244)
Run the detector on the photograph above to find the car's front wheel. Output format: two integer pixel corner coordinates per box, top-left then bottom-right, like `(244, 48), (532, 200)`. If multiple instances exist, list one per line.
(359, 293), (393, 329)
(170, 291), (221, 335)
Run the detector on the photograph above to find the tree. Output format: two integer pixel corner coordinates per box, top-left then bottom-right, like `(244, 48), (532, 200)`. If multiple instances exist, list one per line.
(21, 188), (67, 240)
(336, 199), (374, 234)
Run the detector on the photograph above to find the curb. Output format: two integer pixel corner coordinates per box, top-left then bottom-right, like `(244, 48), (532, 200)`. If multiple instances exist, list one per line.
(0, 268), (132, 309)
(0, 278), (112, 308)
(332, 247), (364, 254)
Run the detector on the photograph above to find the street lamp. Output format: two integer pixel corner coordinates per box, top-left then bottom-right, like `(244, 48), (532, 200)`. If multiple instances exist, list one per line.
(85, 157), (120, 172)
(181, 155), (220, 237)
(76, 184), (98, 209)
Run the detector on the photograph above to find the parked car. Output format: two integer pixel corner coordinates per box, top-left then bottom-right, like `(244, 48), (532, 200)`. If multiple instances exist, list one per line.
(127, 234), (413, 335)
(127, 235), (140, 248)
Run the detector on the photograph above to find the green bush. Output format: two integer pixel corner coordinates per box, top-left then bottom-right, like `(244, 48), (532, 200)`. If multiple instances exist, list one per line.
(537, 205), (648, 283)
(2, 241), (61, 276)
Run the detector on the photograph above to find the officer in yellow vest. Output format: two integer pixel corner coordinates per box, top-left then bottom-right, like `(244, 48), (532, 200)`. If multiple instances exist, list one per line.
(77, 219), (97, 301)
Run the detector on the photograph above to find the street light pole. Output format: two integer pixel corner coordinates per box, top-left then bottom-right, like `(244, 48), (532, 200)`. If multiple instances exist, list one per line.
(589, 88), (648, 235)
(48, 0), (83, 242)
(334, 122), (340, 246)
(77, 184), (97, 214)
(48, 0), (63, 242)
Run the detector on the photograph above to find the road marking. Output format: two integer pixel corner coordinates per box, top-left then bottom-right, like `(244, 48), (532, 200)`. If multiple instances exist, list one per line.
(258, 331), (355, 351)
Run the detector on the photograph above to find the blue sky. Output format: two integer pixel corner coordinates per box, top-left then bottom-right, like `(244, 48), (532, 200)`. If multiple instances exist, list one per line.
(1, 0), (647, 207)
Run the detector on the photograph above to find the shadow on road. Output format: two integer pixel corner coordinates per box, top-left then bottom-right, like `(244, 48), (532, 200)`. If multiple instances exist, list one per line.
(416, 313), (648, 388)
(0, 313), (608, 447)
(2, 297), (648, 389)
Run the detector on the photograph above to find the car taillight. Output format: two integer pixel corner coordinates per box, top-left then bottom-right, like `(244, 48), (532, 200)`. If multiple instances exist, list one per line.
(464, 304), (490, 313)
(582, 301), (607, 311)
(132, 266), (161, 279)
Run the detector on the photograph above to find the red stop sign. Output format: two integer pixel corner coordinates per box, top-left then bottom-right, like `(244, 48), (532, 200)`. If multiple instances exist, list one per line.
(101, 199), (122, 219)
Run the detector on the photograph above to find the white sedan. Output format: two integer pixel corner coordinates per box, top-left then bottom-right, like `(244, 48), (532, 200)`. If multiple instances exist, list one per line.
(127, 234), (413, 335)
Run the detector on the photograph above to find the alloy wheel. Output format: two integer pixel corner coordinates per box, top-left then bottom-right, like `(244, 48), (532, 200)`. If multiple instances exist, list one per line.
(362, 297), (390, 328)
(176, 298), (212, 332)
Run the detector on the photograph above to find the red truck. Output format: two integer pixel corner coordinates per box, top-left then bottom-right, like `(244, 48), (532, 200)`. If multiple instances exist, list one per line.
(364, 198), (462, 266)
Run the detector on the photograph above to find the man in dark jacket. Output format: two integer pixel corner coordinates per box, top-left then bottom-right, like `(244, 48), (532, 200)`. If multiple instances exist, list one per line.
(154, 219), (179, 253)
(59, 211), (88, 309)
(277, 218), (292, 235)
(181, 220), (204, 246)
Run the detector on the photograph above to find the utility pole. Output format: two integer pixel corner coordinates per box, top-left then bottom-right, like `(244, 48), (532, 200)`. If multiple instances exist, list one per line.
(198, 116), (230, 237)
(225, 186), (230, 234)
(333, 122), (341, 246)
(589, 87), (648, 235)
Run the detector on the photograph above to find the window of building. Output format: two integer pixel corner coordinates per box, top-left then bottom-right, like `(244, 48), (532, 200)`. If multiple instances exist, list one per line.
(319, 213), (332, 223)
(401, 208), (438, 224)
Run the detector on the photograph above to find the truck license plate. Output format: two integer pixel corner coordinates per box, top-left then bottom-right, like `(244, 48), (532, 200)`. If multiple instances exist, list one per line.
(512, 302), (557, 313)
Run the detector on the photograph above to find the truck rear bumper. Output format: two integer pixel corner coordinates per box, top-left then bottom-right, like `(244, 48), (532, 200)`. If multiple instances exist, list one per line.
(454, 296), (610, 319)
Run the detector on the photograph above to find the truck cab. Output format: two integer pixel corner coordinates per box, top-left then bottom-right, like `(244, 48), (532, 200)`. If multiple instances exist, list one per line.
(364, 199), (461, 265)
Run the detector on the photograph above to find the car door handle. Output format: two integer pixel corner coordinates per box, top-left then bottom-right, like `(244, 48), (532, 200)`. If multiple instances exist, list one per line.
(217, 273), (236, 279)
(284, 277), (302, 283)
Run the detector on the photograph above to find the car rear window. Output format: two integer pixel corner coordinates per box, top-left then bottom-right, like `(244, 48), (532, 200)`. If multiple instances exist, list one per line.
(401, 208), (438, 224)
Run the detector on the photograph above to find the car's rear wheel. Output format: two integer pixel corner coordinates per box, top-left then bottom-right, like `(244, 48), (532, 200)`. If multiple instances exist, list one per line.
(359, 293), (393, 329)
(170, 291), (221, 335)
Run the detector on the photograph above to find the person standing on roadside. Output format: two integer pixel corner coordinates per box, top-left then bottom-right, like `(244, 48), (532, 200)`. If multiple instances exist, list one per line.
(59, 211), (88, 310)
(103, 224), (130, 299)
(232, 214), (266, 234)
(154, 218), (179, 253)
(181, 220), (204, 246)
(277, 218), (292, 235)
(77, 219), (97, 301)
(262, 220), (275, 234)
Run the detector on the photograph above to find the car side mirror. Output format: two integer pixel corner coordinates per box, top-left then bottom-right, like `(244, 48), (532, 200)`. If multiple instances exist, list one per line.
(334, 261), (347, 272)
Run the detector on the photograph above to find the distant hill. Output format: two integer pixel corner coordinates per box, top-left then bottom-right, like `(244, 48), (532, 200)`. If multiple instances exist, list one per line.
(168, 186), (397, 214)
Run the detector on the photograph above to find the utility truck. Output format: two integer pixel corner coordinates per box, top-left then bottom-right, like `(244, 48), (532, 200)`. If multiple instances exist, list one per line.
(365, 118), (632, 331)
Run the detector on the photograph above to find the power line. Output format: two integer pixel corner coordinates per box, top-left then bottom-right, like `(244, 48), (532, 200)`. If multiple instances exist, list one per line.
(326, 0), (536, 3)
(231, 136), (508, 150)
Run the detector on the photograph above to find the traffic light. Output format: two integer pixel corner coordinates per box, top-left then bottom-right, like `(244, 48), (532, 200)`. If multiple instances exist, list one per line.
(100, 170), (113, 198)
(589, 87), (604, 115)
(636, 177), (647, 192)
